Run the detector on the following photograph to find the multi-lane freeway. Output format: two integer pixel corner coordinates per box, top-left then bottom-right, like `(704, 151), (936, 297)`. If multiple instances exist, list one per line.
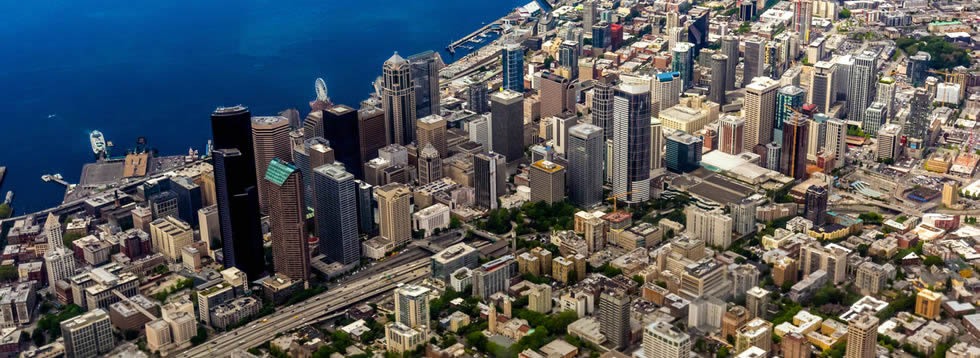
(180, 258), (430, 357)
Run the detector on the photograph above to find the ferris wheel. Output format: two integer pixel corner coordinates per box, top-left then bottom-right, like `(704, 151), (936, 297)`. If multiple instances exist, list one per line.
(315, 78), (329, 102)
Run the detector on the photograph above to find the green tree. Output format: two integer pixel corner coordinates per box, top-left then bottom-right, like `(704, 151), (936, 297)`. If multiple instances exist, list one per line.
(839, 8), (851, 18)
(0, 204), (11, 219)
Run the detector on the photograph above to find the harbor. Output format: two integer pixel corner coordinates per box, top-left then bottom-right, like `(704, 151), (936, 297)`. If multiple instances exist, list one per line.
(446, 20), (503, 54)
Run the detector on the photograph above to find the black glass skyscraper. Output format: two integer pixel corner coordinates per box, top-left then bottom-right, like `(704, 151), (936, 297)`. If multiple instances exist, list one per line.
(210, 106), (265, 279)
(213, 149), (265, 279)
(322, 105), (365, 179)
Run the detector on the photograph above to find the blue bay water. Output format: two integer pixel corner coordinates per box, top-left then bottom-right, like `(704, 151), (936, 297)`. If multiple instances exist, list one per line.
(0, 0), (526, 213)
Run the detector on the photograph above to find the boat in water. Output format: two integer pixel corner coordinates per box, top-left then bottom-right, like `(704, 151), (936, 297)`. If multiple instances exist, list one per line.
(90, 131), (106, 154)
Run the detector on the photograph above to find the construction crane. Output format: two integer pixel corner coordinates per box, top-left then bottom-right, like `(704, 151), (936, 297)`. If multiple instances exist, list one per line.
(605, 191), (634, 211)
(926, 69), (964, 107)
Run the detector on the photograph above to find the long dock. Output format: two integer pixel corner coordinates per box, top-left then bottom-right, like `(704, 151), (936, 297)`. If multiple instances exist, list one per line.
(447, 21), (502, 53)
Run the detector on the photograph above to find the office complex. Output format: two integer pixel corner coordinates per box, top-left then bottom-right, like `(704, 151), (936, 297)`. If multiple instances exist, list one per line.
(567, 124), (604, 207)
(265, 159), (310, 282)
(501, 43), (524, 92)
(382, 52), (417, 145)
(848, 52), (877, 128)
(314, 163), (360, 265)
(468, 81), (490, 114)
(251, 115), (292, 212)
(720, 115), (745, 155)
(743, 36), (766, 84)
(652, 72), (683, 114)
(671, 42), (695, 89)
(780, 114), (809, 180)
(611, 83), (652, 203)
(710, 54), (728, 105)
(417, 144), (442, 185)
(529, 160), (566, 204)
(490, 89), (525, 162)
(474, 152), (507, 210)
(665, 132), (703, 173)
(804, 185), (828, 226)
(599, 290), (630, 349)
(416, 114), (447, 158)
(149, 216), (193, 262)
(540, 72), (576, 118)
(323, 105), (367, 179)
(592, 74), (617, 141)
(62, 309), (114, 358)
(721, 35), (739, 89)
(407, 51), (443, 118)
(377, 183), (412, 246)
(743, 77), (779, 150)
(877, 123), (903, 161)
(808, 61), (836, 113)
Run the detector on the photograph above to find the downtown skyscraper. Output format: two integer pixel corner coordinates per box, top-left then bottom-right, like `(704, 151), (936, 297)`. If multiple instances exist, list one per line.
(210, 106), (265, 279)
(474, 152), (507, 210)
(408, 51), (444, 118)
(251, 115), (292, 213)
(709, 54), (729, 105)
(314, 163), (360, 265)
(501, 43), (525, 93)
(567, 124), (604, 208)
(323, 105), (367, 179)
(265, 158), (310, 282)
(592, 74), (617, 142)
(611, 83), (652, 203)
(774, 85), (805, 143)
(849, 52), (877, 128)
(490, 89), (525, 162)
(743, 77), (779, 151)
(382, 52), (417, 145)
(780, 114), (810, 180)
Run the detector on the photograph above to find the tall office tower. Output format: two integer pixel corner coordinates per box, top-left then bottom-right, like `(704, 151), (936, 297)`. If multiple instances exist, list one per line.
(552, 116), (579, 156)
(467, 81), (490, 114)
(666, 12), (679, 29)
(907, 51), (931, 87)
(848, 52), (876, 126)
(354, 180), (375, 235)
(416, 114), (447, 157)
(643, 322), (692, 358)
(170, 177), (202, 227)
(863, 102), (887, 136)
(611, 84), (652, 203)
(394, 285), (431, 328)
(876, 76), (896, 121)
(825, 118), (847, 168)
(775, 85), (805, 143)
(720, 116), (745, 154)
(376, 183), (412, 246)
(672, 42), (695, 90)
(568, 124), (604, 208)
(721, 36), (739, 90)
(303, 110), (324, 140)
(358, 102), (388, 163)
(417, 144), (442, 185)
(210, 106), (265, 278)
(322, 105), (366, 179)
(599, 291), (630, 349)
(743, 36), (766, 84)
(687, 7), (710, 52)
(314, 164), (359, 265)
(62, 309), (114, 358)
(490, 89), (526, 162)
(665, 132), (703, 173)
(592, 75), (617, 141)
(501, 43), (525, 93)
(529, 160), (566, 204)
(473, 152), (507, 210)
(744, 77), (780, 150)
(280, 108), (301, 129)
(710, 54), (729, 105)
(764, 142), (782, 171)
(382, 52), (417, 145)
(780, 114), (809, 180)
(251, 115), (292, 212)
(731, 197), (757, 235)
(667, 27), (685, 55)
(583, 0), (597, 32)
(592, 22), (610, 50)
(845, 313), (879, 358)
(808, 61), (837, 113)
(468, 116), (490, 150)
(199, 206), (221, 258)
(293, 136), (333, 207)
(408, 51), (444, 118)
(805, 185), (828, 226)
(739, 1), (756, 21)
(876, 123), (902, 161)
(643, 120), (661, 175)
(807, 114), (827, 162)
(782, 332), (811, 358)
(905, 88), (932, 150)
(794, 0), (813, 42)
(833, 55), (854, 104)
(45, 247), (75, 288)
(265, 159), (310, 282)
(559, 41), (580, 80)
(540, 72), (576, 118)
(652, 72), (683, 114)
